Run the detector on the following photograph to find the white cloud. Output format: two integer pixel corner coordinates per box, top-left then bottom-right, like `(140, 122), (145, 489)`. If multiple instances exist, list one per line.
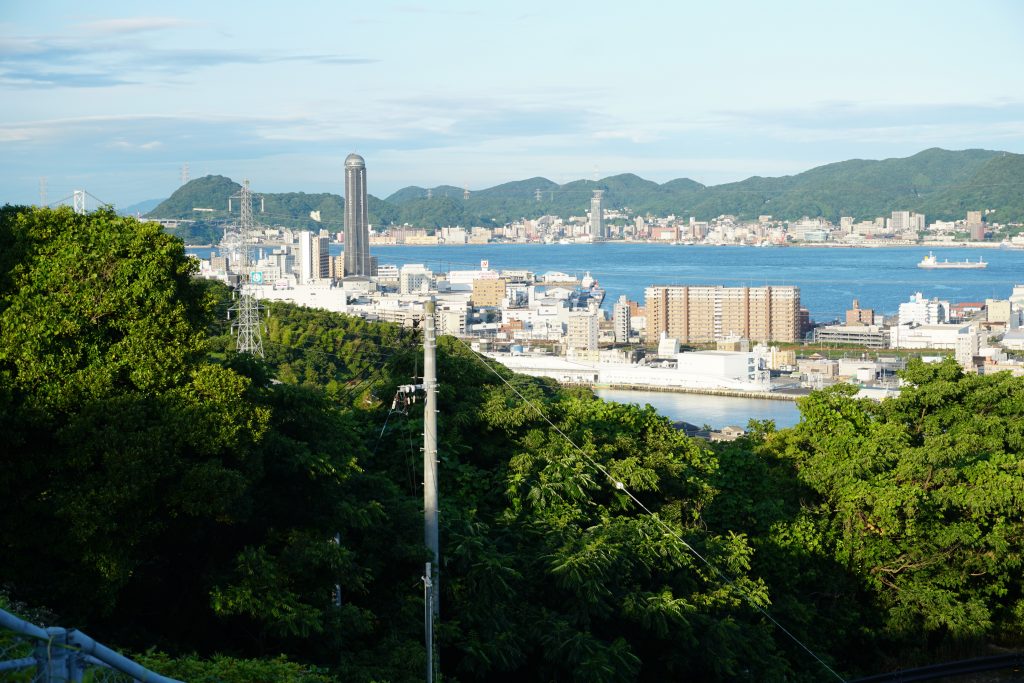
(111, 140), (163, 151)
(75, 17), (199, 35)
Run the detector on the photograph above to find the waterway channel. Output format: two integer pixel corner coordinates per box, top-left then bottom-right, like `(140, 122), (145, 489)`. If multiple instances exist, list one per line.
(595, 388), (803, 430)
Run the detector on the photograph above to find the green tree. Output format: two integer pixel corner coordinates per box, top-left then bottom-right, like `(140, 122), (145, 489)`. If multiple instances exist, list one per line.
(776, 359), (1024, 664)
(0, 207), (426, 681)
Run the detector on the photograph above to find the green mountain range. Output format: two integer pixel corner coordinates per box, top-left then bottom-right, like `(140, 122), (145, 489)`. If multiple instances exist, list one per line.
(146, 148), (1024, 238)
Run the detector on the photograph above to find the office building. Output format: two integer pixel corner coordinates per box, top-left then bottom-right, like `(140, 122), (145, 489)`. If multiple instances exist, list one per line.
(645, 285), (801, 344)
(343, 153), (371, 277)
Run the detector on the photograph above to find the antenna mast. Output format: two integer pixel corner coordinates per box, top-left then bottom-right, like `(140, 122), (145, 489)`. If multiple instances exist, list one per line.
(228, 179), (264, 357)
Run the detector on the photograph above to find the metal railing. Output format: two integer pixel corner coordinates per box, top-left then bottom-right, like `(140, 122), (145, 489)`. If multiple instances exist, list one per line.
(0, 606), (182, 683)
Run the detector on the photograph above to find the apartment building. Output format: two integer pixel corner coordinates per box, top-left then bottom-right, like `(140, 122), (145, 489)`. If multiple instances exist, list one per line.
(471, 277), (507, 307)
(644, 285), (801, 344)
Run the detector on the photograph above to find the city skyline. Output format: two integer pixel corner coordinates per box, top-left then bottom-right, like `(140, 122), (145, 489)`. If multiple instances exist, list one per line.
(1, 1), (1023, 208)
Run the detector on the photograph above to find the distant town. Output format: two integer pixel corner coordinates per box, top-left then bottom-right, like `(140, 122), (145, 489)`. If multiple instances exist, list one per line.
(149, 155), (1023, 423)
(160, 203), (1021, 249)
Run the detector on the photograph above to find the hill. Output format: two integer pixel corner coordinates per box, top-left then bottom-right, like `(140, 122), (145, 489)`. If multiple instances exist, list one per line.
(147, 149), (1024, 239)
(146, 176), (397, 231)
(119, 197), (165, 216)
(385, 148), (1022, 224)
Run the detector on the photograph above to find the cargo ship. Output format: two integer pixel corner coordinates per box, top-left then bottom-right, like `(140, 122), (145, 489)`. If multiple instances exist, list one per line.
(917, 252), (987, 269)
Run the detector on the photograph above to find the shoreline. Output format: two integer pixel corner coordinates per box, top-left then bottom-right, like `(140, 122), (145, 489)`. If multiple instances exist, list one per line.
(186, 240), (1008, 250)
(578, 382), (806, 401)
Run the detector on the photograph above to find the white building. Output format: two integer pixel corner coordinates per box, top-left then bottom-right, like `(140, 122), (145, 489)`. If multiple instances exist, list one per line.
(448, 262), (498, 290)
(613, 295), (631, 343)
(565, 311), (599, 351)
(399, 264), (433, 294)
(899, 292), (948, 326)
(955, 328), (981, 367)
(487, 350), (769, 392)
(435, 301), (468, 336)
(298, 231), (313, 284)
(888, 211), (925, 233)
(890, 323), (971, 350)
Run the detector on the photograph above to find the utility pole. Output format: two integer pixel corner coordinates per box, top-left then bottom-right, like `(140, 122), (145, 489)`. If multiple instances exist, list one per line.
(391, 301), (439, 682)
(423, 297), (439, 682)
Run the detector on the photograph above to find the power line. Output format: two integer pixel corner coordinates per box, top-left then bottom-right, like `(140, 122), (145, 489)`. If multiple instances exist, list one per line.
(448, 334), (845, 681)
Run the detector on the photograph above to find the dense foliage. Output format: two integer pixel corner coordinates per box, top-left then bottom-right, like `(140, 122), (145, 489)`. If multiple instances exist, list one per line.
(145, 149), (1024, 237)
(2, 205), (1023, 681)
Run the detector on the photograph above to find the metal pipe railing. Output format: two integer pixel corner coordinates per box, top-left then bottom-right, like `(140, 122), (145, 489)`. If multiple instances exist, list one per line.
(0, 606), (183, 683)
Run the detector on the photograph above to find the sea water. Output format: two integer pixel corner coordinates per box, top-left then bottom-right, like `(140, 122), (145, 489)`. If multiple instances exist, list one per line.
(190, 242), (1022, 427)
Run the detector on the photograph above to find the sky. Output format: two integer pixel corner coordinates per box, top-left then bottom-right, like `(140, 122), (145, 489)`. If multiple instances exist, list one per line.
(2, 0), (1023, 208)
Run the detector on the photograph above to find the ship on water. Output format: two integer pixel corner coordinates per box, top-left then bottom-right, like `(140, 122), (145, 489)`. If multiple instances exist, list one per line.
(917, 252), (987, 269)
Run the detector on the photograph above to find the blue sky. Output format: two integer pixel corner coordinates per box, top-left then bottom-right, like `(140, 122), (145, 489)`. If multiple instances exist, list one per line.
(2, 0), (1023, 208)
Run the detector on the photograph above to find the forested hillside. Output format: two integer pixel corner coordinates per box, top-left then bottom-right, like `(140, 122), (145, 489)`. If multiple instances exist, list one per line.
(2, 206), (1023, 681)
(145, 149), (1024, 237)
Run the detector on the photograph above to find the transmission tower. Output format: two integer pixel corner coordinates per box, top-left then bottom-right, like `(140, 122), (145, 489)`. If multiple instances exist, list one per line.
(535, 188), (542, 202)
(227, 179), (264, 357)
(427, 188), (433, 200)
(180, 162), (190, 186)
(39, 177), (47, 207)
(463, 184), (469, 201)
(73, 190), (86, 215)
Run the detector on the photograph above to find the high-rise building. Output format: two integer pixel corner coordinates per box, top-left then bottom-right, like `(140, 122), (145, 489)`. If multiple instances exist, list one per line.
(967, 210), (985, 240)
(298, 231), (330, 282)
(613, 295), (631, 343)
(645, 285), (801, 344)
(590, 190), (605, 239)
(344, 153), (371, 277)
(298, 230), (312, 283)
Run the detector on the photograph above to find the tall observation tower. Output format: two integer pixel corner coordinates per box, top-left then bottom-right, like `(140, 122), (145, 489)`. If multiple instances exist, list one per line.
(344, 153), (371, 277)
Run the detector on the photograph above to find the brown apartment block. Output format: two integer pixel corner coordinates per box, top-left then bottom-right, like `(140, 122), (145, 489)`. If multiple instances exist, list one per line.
(845, 299), (874, 326)
(644, 285), (801, 344)
(471, 277), (507, 307)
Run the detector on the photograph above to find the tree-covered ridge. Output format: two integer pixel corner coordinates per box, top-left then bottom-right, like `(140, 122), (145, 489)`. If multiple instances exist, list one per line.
(146, 176), (397, 231)
(3, 205), (1024, 681)
(146, 148), (1024, 233)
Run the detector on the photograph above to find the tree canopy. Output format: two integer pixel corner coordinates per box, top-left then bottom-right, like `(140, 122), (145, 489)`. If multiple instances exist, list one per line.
(2, 205), (1024, 681)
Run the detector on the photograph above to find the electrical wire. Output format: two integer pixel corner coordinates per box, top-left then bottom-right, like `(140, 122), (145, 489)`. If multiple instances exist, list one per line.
(448, 333), (846, 682)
